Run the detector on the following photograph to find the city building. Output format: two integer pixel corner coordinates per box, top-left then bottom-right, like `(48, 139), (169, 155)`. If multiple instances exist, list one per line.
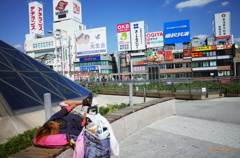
(118, 12), (238, 80)
(24, 0), (117, 81)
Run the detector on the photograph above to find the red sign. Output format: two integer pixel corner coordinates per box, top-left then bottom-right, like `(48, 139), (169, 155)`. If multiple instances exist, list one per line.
(56, 1), (68, 11)
(133, 61), (147, 65)
(73, 2), (80, 14)
(216, 35), (231, 39)
(30, 6), (36, 30)
(183, 49), (191, 57)
(117, 23), (130, 33)
(38, 7), (43, 31)
(165, 51), (173, 60)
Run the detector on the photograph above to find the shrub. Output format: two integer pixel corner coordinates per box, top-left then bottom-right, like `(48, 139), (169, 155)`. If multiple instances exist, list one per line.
(0, 127), (39, 158)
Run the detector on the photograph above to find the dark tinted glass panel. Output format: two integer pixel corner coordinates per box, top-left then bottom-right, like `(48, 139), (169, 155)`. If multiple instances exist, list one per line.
(0, 41), (34, 67)
(0, 72), (39, 100)
(23, 76), (66, 103)
(21, 72), (62, 96)
(0, 81), (42, 111)
(0, 62), (12, 70)
(62, 76), (90, 97)
(24, 54), (54, 72)
(44, 75), (82, 100)
(3, 53), (36, 71)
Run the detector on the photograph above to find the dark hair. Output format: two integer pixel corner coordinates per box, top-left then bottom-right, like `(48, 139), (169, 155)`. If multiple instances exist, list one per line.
(84, 34), (90, 39)
(35, 121), (59, 143)
(77, 33), (84, 40)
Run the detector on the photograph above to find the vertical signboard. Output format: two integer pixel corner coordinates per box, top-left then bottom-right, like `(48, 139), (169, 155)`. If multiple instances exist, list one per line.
(130, 21), (146, 50)
(53, 0), (82, 23)
(165, 50), (173, 60)
(183, 49), (191, 58)
(146, 31), (164, 48)
(214, 12), (231, 39)
(76, 27), (107, 56)
(117, 23), (131, 51)
(164, 20), (190, 45)
(28, 1), (44, 35)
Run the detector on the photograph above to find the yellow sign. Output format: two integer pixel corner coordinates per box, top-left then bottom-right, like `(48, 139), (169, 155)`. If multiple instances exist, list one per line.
(192, 46), (216, 52)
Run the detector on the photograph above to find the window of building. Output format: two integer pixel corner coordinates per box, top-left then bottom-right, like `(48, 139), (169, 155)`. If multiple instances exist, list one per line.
(166, 64), (174, 69)
(175, 63), (182, 68)
(174, 53), (183, 59)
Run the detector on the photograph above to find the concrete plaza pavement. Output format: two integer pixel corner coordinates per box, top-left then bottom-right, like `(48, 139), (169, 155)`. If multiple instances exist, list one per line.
(98, 95), (240, 158)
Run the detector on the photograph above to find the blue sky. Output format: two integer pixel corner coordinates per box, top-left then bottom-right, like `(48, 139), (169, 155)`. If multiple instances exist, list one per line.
(0, 0), (240, 53)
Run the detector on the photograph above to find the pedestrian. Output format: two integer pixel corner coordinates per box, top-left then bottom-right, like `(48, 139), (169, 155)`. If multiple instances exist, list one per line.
(101, 76), (106, 86)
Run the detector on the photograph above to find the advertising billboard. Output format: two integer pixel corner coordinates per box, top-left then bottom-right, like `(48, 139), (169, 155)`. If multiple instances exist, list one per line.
(53, 0), (82, 23)
(164, 20), (190, 45)
(146, 31), (164, 48)
(130, 21), (146, 50)
(192, 46), (216, 52)
(164, 50), (173, 60)
(76, 27), (107, 56)
(28, 1), (44, 35)
(183, 49), (192, 58)
(79, 56), (100, 62)
(146, 51), (164, 61)
(79, 66), (99, 71)
(117, 23), (131, 51)
(214, 12), (231, 39)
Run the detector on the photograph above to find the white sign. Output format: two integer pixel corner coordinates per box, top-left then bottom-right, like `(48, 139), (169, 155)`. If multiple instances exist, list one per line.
(146, 31), (164, 48)
(117, 23), (131, 51)
(28, 1), (44, 35)
(214, 12), (231, 39)
(130, 21), (146, 50)
(76, 27), (107, 56)
(53, 0), (82, 23)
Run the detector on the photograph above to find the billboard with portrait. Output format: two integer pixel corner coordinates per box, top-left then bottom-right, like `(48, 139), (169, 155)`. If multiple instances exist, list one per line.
(164, 20), (190, 45)
(76, 27), (107, 56)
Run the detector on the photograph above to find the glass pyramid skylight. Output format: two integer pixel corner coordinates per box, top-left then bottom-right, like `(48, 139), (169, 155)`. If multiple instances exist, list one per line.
(0, 40), (90, 114)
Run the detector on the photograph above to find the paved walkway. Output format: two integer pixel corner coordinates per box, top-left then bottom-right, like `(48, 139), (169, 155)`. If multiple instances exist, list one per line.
(108, 96), (240, 158)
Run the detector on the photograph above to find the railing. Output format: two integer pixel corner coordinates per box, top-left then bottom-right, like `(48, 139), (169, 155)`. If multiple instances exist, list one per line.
(79, 77), (240, 98)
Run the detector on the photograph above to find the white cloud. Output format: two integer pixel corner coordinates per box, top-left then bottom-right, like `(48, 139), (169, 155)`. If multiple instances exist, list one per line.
(14, 44), (22, 49)
(194, 34), (209, 40)
(221, 1), (229, 6)
(235, 38), (240, 43)
(164, 0), (172, 6)
(176, 0), (216, 11)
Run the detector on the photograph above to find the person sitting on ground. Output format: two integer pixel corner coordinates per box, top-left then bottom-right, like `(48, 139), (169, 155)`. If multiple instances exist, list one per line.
(33, 94), (93, 148)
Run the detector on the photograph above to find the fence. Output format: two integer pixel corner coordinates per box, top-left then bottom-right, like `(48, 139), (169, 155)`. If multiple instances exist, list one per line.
(80, 77), (240, 99)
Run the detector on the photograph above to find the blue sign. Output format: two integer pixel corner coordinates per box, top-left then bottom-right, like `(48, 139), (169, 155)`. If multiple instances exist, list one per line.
(80, 66), (99, 71)
(79, 56), (100, 62)
(164, 20), (190, 45)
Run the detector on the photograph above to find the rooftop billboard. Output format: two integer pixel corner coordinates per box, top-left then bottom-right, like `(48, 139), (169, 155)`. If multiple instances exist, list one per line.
(28, 1), (44, 35)
(214, 12), (231, 39)
(146, 31), (164, 48)
(53, 0), (82, 23)
(76, 27), (107, 56)
(117, 23), (131, 51)
(130, 21), (146, 50)
(164, 20), (190, 45)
